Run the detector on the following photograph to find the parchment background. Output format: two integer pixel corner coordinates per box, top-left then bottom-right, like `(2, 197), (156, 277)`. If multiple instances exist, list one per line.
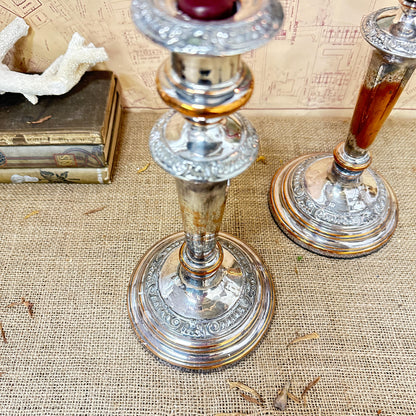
(1, 0), (415, 117)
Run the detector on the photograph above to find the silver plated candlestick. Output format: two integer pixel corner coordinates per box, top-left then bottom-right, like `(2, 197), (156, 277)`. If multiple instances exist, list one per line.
(128, 0), (283, 369)
(270, 0), (416, 258)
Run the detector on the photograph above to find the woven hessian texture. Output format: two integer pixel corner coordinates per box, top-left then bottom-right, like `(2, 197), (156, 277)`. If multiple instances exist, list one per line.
(0, 111), (415, 415)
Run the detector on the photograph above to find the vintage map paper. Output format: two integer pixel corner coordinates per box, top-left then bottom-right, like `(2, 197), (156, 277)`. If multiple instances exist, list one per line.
(1, 0), (415, 116)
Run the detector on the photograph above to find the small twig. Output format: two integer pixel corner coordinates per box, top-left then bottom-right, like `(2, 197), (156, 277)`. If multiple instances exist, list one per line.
(26, 115), (52, 124)
(23, 210), (39, 220)
(301, 376), (321, 405)
(287, 332), (319, 347)
(137, 162), (150, 173)
(84, 206), (107, 215)
(274, 380), (290, 411)
(0, 322), (7, 343)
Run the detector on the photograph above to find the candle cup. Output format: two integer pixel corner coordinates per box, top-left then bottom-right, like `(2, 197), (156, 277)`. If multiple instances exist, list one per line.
(177, 0), (237, 20)
(269, 1), (416, 258)
(128, 0), (283, 370)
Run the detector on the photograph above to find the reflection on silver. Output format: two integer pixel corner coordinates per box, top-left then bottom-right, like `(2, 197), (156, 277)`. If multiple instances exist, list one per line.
(128, 232), (274, 369)
(270, 154), (397, 258)
(131, 0), (284, 56)
(129, 0), (283, 369)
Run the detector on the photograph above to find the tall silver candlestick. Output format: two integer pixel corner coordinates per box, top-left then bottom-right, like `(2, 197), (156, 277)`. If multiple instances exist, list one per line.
(270, 0), (416, 258)
(128, 0), (283, 369)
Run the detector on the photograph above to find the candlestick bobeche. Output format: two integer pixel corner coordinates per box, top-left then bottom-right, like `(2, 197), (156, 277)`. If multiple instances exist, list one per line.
(128, 0), (283, 369)
(270, 0), (416, 258)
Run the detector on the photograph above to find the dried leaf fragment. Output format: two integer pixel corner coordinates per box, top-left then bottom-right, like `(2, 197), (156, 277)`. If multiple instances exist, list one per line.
(274, 380), (290, 411)
(22, 298), (34, 318)
(228, 381), (264, 405)
(7, 297), (34, 318)
(27, 115), (52, 124)
(287, 332), (319, 347)
(215, 413), (249, 416)
(23, 210), (39, 220)
(137, 162), (150, 173)
(240, 392), (263, 407)
(288, 392), (302, 404)
(84, 206), (107, 215)
(7, 301), (21, 308)
(256, 155), (267, 164)
(301, 376), (321, 404)
(0, 322), (7, 343)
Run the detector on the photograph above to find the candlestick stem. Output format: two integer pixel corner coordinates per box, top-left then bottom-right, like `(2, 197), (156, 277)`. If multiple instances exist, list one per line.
(177, 178), (227, 280)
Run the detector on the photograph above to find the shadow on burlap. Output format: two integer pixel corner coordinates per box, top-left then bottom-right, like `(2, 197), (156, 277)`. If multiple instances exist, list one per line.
(0, 111), (415, 415)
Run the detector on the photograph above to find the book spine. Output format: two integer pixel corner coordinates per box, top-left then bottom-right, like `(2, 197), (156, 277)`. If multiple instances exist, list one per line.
(0, 145), (106, 168)
(0, 133), (104, 146)
(0, 167), (111, 184)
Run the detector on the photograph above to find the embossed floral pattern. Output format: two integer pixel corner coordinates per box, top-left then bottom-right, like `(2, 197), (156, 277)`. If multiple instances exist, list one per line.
(131, 0), (283, 56)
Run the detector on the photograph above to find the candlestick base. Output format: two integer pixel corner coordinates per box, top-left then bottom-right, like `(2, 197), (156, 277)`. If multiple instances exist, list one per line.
(269, 153), (398, 258)
(127, 232), (275, 370)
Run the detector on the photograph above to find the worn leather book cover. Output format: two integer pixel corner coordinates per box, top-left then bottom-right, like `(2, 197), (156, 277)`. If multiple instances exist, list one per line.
(0, 79), (122, 184)
(0, 71), (117, 146)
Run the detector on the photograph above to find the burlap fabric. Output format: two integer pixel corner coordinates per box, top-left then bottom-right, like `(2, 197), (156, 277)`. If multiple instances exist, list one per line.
(0, 111), (415, 415)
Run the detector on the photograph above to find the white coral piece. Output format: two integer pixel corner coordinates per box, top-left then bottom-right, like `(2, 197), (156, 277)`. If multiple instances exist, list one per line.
(0, 18), (108, 104)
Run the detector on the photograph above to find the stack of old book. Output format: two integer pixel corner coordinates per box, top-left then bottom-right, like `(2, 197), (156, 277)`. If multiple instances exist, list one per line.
(0, 71), (121, 184)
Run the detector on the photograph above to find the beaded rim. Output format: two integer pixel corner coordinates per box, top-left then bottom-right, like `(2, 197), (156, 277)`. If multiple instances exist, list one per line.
(131, 0), (284, 55)
(149, 111), (259, 182)
(362, 7), (416, 59)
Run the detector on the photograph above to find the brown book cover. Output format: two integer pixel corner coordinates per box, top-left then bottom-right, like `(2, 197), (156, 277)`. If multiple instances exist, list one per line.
(0, 76), (122, 184)
(0, 71), (117, 145)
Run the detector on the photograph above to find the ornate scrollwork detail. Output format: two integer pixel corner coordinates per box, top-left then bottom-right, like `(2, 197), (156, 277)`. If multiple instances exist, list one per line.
(131, 0), (283, 56)
(362, 7), (416, 59)
(291, 156), (388, 227)
(149, 111), (259, 182)
(143, 238), (257, 340)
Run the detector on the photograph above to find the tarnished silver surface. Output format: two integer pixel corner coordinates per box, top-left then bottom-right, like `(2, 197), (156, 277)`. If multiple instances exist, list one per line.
(344, 48), (416, 158)
(176, 179), (228, 263)
(171, 53), (241, 85)
(149, 111), (259, 182)
(130, 0), (284, 56)
(127, 232), (274, 369)
(129, 0), (282, 369)
(362, 5), (416, 58)
(157, 54), (253, 118)
(270, 154), (398, 258)
(270, 0), (415, 258)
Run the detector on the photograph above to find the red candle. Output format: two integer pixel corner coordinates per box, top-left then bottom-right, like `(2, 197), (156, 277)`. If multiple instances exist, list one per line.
(178, 0), (237, 21)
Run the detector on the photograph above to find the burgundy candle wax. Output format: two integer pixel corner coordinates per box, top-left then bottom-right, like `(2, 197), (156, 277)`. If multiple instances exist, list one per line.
(178, 0), (237, 20)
